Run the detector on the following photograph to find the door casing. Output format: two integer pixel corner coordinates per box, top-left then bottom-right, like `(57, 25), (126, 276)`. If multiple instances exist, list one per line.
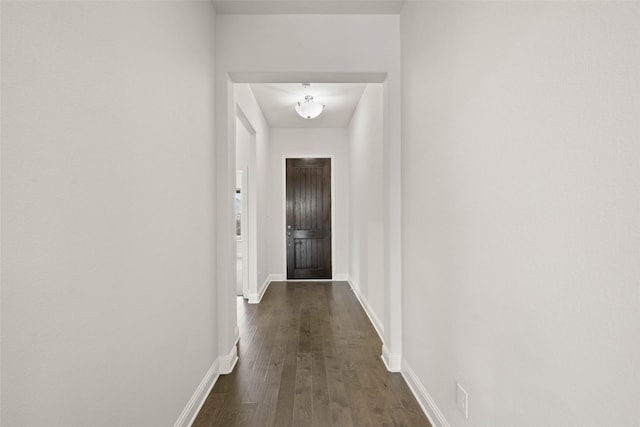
(236, 106), (257, 300)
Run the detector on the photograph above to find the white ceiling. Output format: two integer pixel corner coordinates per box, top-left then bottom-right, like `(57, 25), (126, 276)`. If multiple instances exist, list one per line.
(249, 83), (367, 128)
(212, 0), (405, 15)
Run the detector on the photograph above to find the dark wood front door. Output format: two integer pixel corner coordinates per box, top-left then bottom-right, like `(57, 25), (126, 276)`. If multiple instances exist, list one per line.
(286, 158), (332, 279)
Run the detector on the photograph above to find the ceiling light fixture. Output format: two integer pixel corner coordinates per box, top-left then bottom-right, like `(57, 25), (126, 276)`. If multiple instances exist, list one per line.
(295, 84), (325, 120)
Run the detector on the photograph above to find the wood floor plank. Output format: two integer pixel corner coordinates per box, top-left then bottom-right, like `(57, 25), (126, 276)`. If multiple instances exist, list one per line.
(193, 281), (431, 427)
(292, 352), (313, 426)
(343, 371), (375, 427)
(326, 361), (354, 426)
(272, 321), (299, 426)
(250, 305), (289, 427)
(298, 308), (312, 354)
(311, 350), (331, 426)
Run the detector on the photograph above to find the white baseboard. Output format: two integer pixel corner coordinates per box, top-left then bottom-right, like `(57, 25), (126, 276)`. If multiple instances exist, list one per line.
(381, 344), (402, 372)
(174, 340), (242, 426)
(248, 274), (280, 304)
(173, 360), (219, 427)
(219, 344), (238, 374)
(334, 273), (349, 281)
(402, 358), (451, 427)
(348, 278), (402, 374)
(347, 278), (384, 340)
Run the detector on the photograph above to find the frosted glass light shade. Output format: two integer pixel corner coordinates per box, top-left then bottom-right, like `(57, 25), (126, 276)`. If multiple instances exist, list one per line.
(295, 95), (325, 119)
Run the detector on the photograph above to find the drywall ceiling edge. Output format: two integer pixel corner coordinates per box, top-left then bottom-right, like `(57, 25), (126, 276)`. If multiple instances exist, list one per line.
(229, 71), (387, 84)
(212, 0), (405, 15)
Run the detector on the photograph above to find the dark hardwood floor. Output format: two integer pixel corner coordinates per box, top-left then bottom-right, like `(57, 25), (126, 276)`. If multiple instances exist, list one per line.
(193, 281), (431, 427)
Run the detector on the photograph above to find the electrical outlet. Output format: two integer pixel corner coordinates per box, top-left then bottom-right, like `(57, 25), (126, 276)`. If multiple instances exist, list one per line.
(456, 382), (469, 419)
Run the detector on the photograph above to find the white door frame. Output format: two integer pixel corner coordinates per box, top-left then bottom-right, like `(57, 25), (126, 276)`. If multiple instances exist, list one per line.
(235, 107), (258, 301)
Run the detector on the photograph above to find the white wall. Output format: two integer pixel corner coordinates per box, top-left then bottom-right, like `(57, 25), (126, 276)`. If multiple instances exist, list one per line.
(268, 129), (350, 278)
(1, 2), (218, 425)
(215, 15), (400, 76)
(235, 117), (251, 170)
(234, 84), (270, 301)
(401, 2), (640, 426)
(348, 84), (385, 335)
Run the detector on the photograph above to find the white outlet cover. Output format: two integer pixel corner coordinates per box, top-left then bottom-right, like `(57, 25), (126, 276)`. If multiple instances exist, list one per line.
(456, 382), (469, 419)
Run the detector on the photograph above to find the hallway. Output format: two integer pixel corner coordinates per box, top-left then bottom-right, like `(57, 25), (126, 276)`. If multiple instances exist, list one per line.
(193, 282), (430, 427)
(3, 2), (639, 425)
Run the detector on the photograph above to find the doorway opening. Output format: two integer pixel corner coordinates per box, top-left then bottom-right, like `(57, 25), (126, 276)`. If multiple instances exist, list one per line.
(221, 72), (403, 373)
(235, 111), (255, 299)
